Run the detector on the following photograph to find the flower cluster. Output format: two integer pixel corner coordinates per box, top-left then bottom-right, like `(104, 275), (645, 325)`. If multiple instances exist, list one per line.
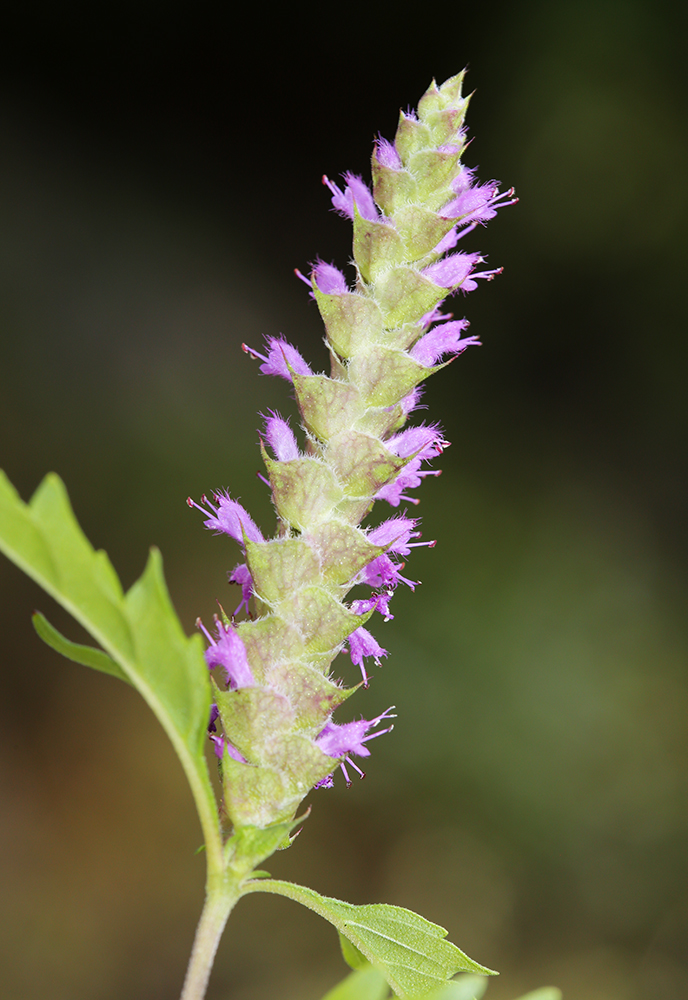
(188, 72), (514, 831)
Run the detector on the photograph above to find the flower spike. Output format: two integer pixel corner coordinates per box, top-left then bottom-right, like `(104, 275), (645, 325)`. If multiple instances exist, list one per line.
(190, 72), (513, 832)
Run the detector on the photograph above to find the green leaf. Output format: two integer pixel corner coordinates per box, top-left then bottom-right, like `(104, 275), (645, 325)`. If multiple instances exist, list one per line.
(32, 611), (132, 685)
(408, 976), (489, 1000)
(340, 931), (370, 971)
(227, 816), (304, 876)
(319, 968), (390, 1000)
(242, 879), (497, 997)
(0, 471), (220, 858)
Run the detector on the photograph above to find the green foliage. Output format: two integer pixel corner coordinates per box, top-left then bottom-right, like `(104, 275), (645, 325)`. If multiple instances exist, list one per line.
(317, 970), (559, 1000)
(0, 470), (219, 851)
(32, 610), (131, 684)
(414, 977), (488, 1000)
(339, 932), (370, 971)
(243, 879), (496, 997)
(321, 967), (390, 1000)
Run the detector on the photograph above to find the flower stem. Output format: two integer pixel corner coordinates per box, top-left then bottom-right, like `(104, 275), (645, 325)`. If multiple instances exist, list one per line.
(180, 877), (241, 1000)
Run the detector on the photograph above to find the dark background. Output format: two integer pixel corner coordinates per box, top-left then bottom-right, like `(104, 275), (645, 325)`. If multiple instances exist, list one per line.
(1, 2), (687, 998)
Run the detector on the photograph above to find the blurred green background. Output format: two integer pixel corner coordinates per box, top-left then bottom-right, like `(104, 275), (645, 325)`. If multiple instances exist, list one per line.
(1, 1), (687, 998)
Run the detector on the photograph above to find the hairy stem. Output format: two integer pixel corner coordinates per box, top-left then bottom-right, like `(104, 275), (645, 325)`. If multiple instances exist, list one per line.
(180, 877), (241, 1000)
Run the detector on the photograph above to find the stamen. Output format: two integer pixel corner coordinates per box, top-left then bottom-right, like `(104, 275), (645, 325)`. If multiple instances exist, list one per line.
(472, 267), (504, 281)
(242, 343), (269, 364)
(187, 496), (208, 515)
(294, 268), (311, 287)
(195, 617), (213, 645)
(346, 757), (366, 779)
(361, 725), (394, 743)
(455, 222), (478, 241)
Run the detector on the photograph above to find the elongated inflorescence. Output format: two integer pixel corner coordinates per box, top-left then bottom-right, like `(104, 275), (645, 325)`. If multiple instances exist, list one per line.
(188, 72), (514, 833)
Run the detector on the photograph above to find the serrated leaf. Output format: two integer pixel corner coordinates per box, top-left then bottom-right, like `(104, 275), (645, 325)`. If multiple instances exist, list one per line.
(243, 879), (497, 997)
(0, 471), (219, 853)
(320, 967), (390, 1000)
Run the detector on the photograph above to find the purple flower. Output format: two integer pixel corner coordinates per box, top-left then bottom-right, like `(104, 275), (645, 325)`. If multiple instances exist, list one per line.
(323, 172), (379, 222)
(242, 336), (313, 381)
(376, 424), (448, 507)
(410, 320), (480, 367)
(188, 492), (264, 545)
(228, 562), (253, 616)
(208, 702), (220, 732)
(423, 252), (484, 289)
(347, 626), (388, 685)
(264, 412), (300, 461)
(443, 167), (518, 224)
(423, 250), (504, 294)
(209, 734), (248, 762)
(400, 386), (424, 416)
(374, 136), (403, 170)
(351, 593), (394, 622)
(197, 617), (255, 689)
(312, 261), (349, 296)
(367, 515), (420, 553)
(431, 227), (462, 256)
(315, 707), (396, 786)
(356, 517), (430, 595)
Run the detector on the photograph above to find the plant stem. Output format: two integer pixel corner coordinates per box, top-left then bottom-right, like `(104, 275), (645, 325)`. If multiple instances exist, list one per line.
(180, 877), (241, 1000)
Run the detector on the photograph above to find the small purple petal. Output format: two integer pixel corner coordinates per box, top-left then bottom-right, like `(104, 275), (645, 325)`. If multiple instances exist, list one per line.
(203, 619), (255, 689)
(315, 707), (395, 759)
(400, 386), (424, 415)
(410, 320), (479, 367)
(208, 703), (220, 733)
(348, 626), (388, 683)
(450, 165), (477, 195)
(210, 734), (247, 762)
(264, 412), (299, 461)
(228, 562), (253, 616)
(374, 136), (403, 170)
(260, 337), (313, 381)
(313, 262), (349, 296)
(420, 306), (453, 329)
(358, 554), (397, 589)
(351, 593), (394, 621)
(343, 173), (379, 221)
(375, 426), (447, 507)
(423, 252), (483, 289)
(368, 516), (419, 553)
(323, 172), (378, 222)
(431, 227), (460, 256)
(201, 492), (263, 544)
(387, 423), (447, 460)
